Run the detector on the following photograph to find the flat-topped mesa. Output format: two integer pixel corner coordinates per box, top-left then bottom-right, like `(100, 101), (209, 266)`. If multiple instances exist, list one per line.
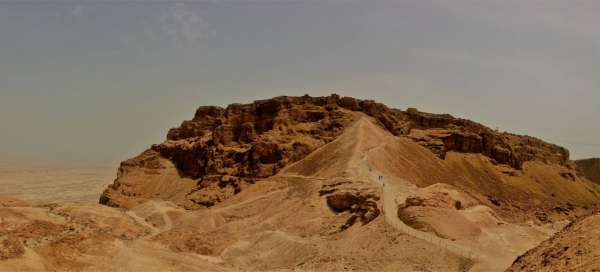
(100, 94), (572, 209)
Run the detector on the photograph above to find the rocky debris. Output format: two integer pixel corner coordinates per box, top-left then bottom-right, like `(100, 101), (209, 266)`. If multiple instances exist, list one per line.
(402, 190), (474, 211)
(530, 202), (593, 224)
(535, 211), (549, 223)
(324, 192), (380, 230)
(1, 219), (68, 251)
(547, 203), (578, 219)
(488, 196), (502, 207)
(185, 175), (253, 207)
(559, 171), (577, 181)
(576, 158), (600, 185)
(319, 178), (381, 231)
(0, 201), (154, 271)
(551, 207), (570, 216)
(100, 94), (575, 209)
(501, 169), (519, 177)
(508, 214), (600, 271)
(404, 196), (426, 208)
(151, 228), (235, 257)
(318, 179), (353, 196)
(0, 236), (25, 260)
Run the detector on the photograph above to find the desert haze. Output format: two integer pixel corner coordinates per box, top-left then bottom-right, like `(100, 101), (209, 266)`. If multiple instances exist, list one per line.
(1, 95), (599, 272)
(3, 1), (600, 271)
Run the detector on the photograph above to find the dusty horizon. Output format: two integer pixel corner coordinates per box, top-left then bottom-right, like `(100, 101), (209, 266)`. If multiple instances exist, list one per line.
(1, 1), (599, 165)
(3, 95), (600, 271)
(2, 2), (600, 271)
(1, 94), (599, 167)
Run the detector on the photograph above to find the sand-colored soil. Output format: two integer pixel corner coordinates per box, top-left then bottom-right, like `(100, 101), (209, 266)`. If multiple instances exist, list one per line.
(0, 162), (114, 205)
(351, 117), (566, 271)
(1, 114), (598, 271)
(0, 116), (472, 271)
(508, 213), (600, 271)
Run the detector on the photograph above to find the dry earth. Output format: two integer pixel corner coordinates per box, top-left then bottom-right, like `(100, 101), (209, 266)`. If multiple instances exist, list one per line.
(2, 95), (600, 272)
(0, 162), (114, 205)
(507, 213), (600, 271)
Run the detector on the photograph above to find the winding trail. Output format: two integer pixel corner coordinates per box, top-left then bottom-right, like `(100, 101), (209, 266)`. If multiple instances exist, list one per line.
(359, 132), (480, 260)
(352, 118), (509, 271)
(281, 116), (496, 270)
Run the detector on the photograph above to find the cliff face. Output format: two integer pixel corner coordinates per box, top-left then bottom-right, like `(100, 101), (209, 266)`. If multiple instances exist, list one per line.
(402, 109), (570, 169)
(100, 94), (573, 209)
(101, 95), (357, 208)
(576, 158), (600, 185)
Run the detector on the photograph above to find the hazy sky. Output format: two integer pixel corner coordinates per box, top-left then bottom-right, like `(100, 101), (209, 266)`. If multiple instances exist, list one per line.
(1, 0), (599, 166)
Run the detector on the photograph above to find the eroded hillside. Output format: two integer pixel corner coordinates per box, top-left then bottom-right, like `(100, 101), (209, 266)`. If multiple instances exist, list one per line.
(507, 213), (600, 271)
(92, 95), (600, 271)
(101, 94), (592, 218)
(3, 95), (600, 272)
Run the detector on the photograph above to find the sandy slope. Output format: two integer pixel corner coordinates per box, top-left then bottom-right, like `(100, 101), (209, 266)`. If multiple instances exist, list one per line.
(1, 115), (597, 271)
(347, 117), (561, 271)
(281, 116), (560, 271)
(1, 116), (472, 271)
(507, 213), (600, 271)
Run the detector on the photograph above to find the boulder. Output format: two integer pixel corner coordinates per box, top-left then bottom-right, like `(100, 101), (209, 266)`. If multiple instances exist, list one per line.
(326, 192), (381, 229)
(326, 193), (360, 212)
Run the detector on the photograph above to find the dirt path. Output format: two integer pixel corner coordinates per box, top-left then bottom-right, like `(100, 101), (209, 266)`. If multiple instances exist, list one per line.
(355, 118), (523, 271)
(356, 130), (480, 259)
(280, 117), (515, 271)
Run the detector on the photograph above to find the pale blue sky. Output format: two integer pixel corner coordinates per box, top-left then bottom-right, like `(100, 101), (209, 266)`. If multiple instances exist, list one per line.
(1, 0), (599, 166)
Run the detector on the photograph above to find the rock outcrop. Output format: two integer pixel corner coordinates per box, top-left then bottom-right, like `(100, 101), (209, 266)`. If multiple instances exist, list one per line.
(0, 236), (25, 260)
(101, 95), (357, 208)
(576, 158), (600, 185)
(403, 109), (569, 169)
(100, 94), (574, 209)
(507, 213), (600, 271)
(324, 191), (381, 230)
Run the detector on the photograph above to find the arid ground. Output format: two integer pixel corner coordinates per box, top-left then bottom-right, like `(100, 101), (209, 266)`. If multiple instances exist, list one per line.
(2, 95), (599, 272)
